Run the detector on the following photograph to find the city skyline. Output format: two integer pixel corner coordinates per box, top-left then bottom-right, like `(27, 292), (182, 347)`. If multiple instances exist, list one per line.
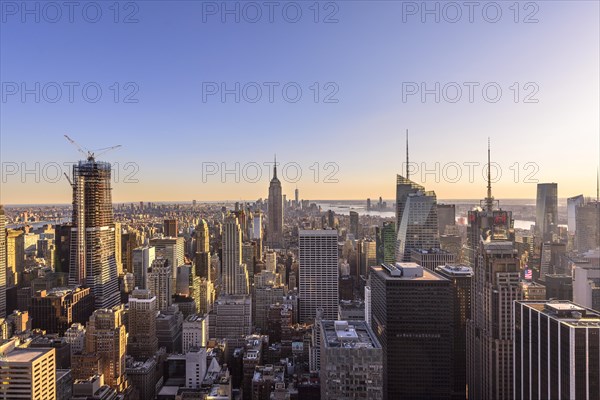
(1, 2), (599, 399)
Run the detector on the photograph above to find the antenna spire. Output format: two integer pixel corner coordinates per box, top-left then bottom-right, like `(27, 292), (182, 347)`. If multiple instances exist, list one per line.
(273, 154), (277, 179)
(406, 129), (409, 180)
(485, 138), (494, 212)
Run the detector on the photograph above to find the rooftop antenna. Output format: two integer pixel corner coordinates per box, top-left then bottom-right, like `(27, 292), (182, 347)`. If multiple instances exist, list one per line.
(485, 138), (494, 212)
(406, 129), (409, 180)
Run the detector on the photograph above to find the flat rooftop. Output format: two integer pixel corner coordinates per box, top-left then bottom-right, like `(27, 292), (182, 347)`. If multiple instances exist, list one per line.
(373, 263), (446, 281)
(411, 248), (452, 255)
(436, 264), (473, 276)
(519, 301), (600, 328)
(321, 320), (381, 349)
(0, 348), (52, 364)
(299, 229), (337, 236)
(484, 241), (517, 253)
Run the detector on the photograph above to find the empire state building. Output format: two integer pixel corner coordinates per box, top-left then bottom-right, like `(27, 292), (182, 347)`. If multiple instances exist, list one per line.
(267, 157), (283, 249)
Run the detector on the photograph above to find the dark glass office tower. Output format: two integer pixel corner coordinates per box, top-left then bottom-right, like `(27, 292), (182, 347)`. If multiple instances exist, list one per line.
(514, 301), (600, 400)
(69, 159), (120, 309)
(437, 203), (456, 236)
(536, 183), (558, 242)
(163, 218), (178, 237)
(436, 264), (473, 400)
(349, 210), (359, 238)
(370, 262), (452, 400)
(55, 224), (72, 275)
(194, 219), (211, 280)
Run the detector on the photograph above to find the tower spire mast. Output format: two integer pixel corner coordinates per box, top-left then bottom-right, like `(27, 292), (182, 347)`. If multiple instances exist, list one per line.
(406, 129), (409, 180)
(273, 154), (277, 179)
(485, 138), (494, 212)
(596, 168), (600, 203)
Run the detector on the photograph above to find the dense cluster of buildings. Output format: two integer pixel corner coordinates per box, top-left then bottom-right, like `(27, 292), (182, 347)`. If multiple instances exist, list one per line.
(0, 143), (599, 399)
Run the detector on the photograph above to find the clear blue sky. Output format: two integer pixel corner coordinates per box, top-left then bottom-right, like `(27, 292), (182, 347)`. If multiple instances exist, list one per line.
(1, 1), (598, 203)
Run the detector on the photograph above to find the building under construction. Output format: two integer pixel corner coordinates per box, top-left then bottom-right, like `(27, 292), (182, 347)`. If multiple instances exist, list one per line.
(69, 159), (120, 309)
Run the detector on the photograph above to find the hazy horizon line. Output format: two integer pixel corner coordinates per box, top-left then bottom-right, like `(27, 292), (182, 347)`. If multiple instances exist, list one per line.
(1, 197), (557, 207)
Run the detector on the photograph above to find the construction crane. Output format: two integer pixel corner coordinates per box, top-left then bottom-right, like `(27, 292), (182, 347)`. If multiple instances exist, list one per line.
(64, 134), (121, 161)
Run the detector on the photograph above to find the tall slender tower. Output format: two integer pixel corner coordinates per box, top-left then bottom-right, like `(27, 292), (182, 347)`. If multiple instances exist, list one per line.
(466, 141), (521, 400)
(194, 219), (211, 280)
(267, 156), (284, 248)
(148, 258), (172, 311)
(222, 214), (249, 295)
(69, 158), (120, 309)
(394, 132), (439, 261)
(0, 205), (6, 318)
(535, 183), (558, 242)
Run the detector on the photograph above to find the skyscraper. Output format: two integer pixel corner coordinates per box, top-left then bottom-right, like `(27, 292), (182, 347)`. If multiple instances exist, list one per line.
(250, 211), (262, 241)
(395, 188), (440, 261)
(148, 258), (172, 311)
(0, 346), (56, 400)
(567, 194), (584, 233)
(319, 320), (383, 399)
(250, 211), (263, 261)
(436, 264), (473, 400)
(395, 176), (424, 233)
(208, 294), (252, 339)
(299, 230), (339, 323)
(575, 200), (600, 253)
(194, 219), (211, 280)
(132, 246), (155, 290)
(163, 218), (178, 237)
(0, 205), (6, 318)
(222, 214), (249, 295)
(357, 239), (377, 278)
(128, 289), (158, 359)
(437, 203), (456, 236)
(370, 262), (453, 400)
(114, 222), (123, 275)
(375, 221), (396, 265)
(69, 158), (121, 309)
(349, 211), (359, 238)
(182, 314), (207, 353)
(83, 307), (128, 392)
(514, 301), (600, 399)
(536, 183), (558, 242)
(295, 186), (300, 207)
(267, 157), (283, 249)
(468, 242), (521, 400)
(467, 141), (521, 400)
(148, 237), (185, 273)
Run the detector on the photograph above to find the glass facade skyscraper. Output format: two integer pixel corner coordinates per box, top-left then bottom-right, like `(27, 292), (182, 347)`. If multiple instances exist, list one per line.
(371, 262), (453, 399)
(396, 190), (440, 262)
(536, 183), (559, 242)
